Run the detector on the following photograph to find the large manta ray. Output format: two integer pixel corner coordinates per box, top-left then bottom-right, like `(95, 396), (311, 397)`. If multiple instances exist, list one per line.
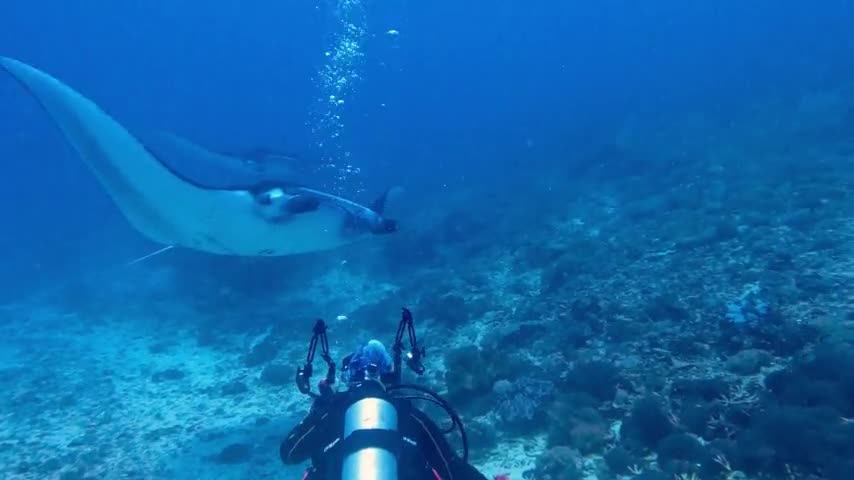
(1, 57), (397, 256)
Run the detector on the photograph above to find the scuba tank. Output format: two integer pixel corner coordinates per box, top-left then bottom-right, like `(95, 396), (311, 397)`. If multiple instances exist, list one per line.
(340, 353), (399, 480)
(341, 393), (399, 480)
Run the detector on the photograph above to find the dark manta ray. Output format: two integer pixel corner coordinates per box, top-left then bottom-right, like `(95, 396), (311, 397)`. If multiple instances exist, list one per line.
(0, 57), (397, 256)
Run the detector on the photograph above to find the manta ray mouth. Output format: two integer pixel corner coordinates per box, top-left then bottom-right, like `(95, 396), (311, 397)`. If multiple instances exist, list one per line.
(0, 56), (390, 256)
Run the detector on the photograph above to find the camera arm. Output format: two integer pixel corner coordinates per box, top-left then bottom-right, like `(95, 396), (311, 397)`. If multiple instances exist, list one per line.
(295, 319), (336, 397)
(391, 307), (426, 384)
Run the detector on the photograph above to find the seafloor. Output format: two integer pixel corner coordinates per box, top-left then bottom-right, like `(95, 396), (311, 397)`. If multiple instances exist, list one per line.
(2, 89), (853, 480)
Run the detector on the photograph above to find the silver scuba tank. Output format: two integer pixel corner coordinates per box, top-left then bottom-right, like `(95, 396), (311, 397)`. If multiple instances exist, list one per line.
(341, 395), (399, 480)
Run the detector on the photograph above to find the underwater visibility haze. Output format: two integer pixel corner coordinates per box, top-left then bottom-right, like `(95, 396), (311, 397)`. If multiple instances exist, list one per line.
(1, 1), (854, 479)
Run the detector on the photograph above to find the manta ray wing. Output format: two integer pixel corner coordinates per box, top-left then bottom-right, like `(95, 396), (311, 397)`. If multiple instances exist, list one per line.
(139, 130), (303, 191)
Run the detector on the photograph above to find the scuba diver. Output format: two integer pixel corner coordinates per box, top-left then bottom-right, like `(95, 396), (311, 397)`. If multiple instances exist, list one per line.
(281, 308), (489, 480)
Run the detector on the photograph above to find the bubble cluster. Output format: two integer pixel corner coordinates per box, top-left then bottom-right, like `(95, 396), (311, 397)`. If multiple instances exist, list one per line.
(309, 0), (367, 195)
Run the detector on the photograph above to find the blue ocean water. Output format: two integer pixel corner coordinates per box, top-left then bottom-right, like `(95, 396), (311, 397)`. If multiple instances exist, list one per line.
(1, 1), (853, 479)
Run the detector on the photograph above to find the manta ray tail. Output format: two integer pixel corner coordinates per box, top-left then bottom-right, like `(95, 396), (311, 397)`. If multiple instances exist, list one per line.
(126, 245), (176, 267)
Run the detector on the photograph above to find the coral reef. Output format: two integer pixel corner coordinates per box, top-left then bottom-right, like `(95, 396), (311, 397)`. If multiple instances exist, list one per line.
(2, 76), (853, 480)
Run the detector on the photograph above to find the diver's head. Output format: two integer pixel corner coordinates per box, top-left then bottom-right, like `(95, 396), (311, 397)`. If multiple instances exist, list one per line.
(342, 339), (393, 385)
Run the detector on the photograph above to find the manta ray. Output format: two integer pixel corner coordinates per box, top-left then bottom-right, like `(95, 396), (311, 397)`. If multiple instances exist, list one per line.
(0, 57), (397, 256)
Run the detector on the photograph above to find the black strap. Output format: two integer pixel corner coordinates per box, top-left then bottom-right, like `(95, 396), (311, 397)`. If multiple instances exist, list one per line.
(339, 429), (404, 457)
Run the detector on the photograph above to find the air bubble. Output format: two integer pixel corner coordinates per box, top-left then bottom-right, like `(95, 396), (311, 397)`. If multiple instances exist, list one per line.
(308, 0), (369, 195)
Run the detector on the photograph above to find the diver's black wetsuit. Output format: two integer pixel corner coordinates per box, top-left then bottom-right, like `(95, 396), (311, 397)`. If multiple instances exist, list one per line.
(281, 385), (488, 480)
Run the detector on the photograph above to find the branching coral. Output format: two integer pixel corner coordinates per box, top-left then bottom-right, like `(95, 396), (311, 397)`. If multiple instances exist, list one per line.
(716, 383), (760, 410)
